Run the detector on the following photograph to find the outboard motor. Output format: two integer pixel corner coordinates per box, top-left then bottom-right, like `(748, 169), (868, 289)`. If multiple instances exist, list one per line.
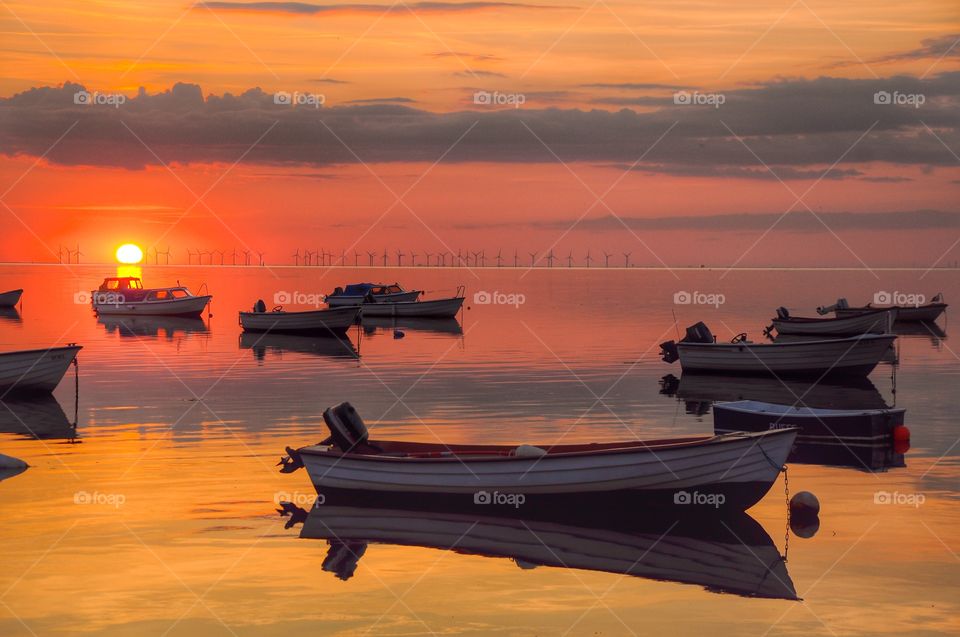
(333, 286), (344, 296)
(660, 340), (679, 364)
(322, 402), (379, 453)
(817, 297), (849, 315)
(253, 299), (266, 313)
(776, 306), (790, 320)
(683, 321), (715, 344)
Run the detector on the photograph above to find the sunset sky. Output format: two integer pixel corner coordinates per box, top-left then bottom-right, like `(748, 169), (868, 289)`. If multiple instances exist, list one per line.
(0, 0), (958, 266)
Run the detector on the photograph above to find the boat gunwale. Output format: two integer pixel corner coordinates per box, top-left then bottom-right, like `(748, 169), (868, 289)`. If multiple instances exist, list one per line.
(0, 344), (83, 358)
(238, 306), (361, 319)
(678, 334), (896, 348)
(714, 400), (906, 418)
(772, 309), (892, 325)
(298, 428), (798, 463)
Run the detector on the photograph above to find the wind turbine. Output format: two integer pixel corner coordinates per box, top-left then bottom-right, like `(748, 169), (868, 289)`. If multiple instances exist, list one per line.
(303, 250), (314, 266)
(56, 245), (65, 264)
(230, 248), (238, 266)
(257, 251), (265, 266)
(438, 251), (448, 267)
(566, 250), (574, 268)
(603, 251), (612, 268)
(382, 249), (389, 267)
(242, 249), (251, 266)
(74, 244), (82, 264)
(396, 249), (405, 267)
(623, 252), (631, 268)
(472, 251), (481, 268)
(546, 250), (555, 268)
(410, 251), (418, 267)
(292, 248), (301, 266)
(585, 250), (593, 268)
(354, 250), (361, 267)
(214, 249), (225, 265)
(496, 249), (503, 267)
(481, 250), (486, 268)
(424, 251), (433, 267)
(456, 248), (463, 267)
(367, 250), (376, 266)
(513, 249), (519, 268)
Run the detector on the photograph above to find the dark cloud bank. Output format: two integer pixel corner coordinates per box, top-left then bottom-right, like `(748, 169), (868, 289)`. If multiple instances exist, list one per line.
(1, 73), (958, 176)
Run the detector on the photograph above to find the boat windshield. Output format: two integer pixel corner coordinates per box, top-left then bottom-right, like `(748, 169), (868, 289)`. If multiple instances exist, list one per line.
(385, 285), (403, 293)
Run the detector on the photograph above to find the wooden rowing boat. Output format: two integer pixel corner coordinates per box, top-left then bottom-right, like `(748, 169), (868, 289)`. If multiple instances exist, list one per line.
(0, 345), (81, 395)
(290, 402), (797, 513)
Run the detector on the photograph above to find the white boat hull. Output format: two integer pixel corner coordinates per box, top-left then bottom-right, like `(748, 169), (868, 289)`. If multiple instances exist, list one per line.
(94, 295), (211, 317)
(835, 303), (947, 322)
(0, 345), (81, 395)
(773, 310), (892, 336)
(300, 429), (796, 512)
(678, 334), (895, 377)
(360, 296), (464, 318)
(327, 291), (420, 307)
(0, 289), (22, 307)
(240, 306), (360, 335)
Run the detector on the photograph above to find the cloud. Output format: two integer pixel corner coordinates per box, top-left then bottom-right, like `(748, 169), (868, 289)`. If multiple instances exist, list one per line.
(197, 1), (567, 15)
(530, 209), (960, 233)
(1, 74), (958, 172)
(870, 33), (960, 64)
(453, 70), (507, 78)
(343, 96), (417, 104)
(309, 78), (351, 84)
(598, 163), (865, 180)
(430, 51), (502, 62)
(580, 82), (686, 90)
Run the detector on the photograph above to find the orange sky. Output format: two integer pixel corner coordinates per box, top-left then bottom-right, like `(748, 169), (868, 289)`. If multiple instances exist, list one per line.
(0, 0), (958, 266)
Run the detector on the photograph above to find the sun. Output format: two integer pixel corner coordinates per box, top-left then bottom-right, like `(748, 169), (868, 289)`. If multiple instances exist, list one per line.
(116, 243), (144, 264)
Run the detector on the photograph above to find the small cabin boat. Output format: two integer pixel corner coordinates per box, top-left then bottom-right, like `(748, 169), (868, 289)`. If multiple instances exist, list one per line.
(325, 283), (421, 307)
(286, 402), (797, 513)
(359, 294), (465, 318)
(91, 277), (211, 317)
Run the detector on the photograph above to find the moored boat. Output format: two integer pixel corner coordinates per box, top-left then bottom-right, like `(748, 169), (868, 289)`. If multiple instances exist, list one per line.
(325, 283), (421, 307)
(287, 402), (797, 513)
(713, 400), (907, 471)
(0, 345), (81, 395)
(660, 322), (895, 377)
(359, 295), (464, 318)
(819, 294), (947, 323)
(0, 288), (22, 307)
(92, 277), (211, 317)
(239, 302), (360, 335)
(299, 504), (797, 599)
(769, 306), (893, 336)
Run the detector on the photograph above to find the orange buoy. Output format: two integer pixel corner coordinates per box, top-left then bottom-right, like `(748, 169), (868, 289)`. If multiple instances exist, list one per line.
(892, 425), (911, 454)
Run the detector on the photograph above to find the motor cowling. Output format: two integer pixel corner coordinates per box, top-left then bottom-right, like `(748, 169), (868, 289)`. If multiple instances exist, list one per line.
(660, 340), (680, 363)
(776, 306), (790, 319)
(253, 299), (266, 313)
(323, 402), (373, 452)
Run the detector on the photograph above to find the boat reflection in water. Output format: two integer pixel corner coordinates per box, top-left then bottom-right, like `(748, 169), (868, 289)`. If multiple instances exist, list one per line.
(239, 332), (359, 362)
(0, 395), (76, 441)
(292, 501), (798, 600)
(660, 373), (891, 413)
(0, 307), (21, 323)
(361, 316), (464, 336)
(97, 315), (209, 339)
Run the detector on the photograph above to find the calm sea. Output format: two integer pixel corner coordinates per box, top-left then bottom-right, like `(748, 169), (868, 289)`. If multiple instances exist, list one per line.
(1, 264), (958, 636)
